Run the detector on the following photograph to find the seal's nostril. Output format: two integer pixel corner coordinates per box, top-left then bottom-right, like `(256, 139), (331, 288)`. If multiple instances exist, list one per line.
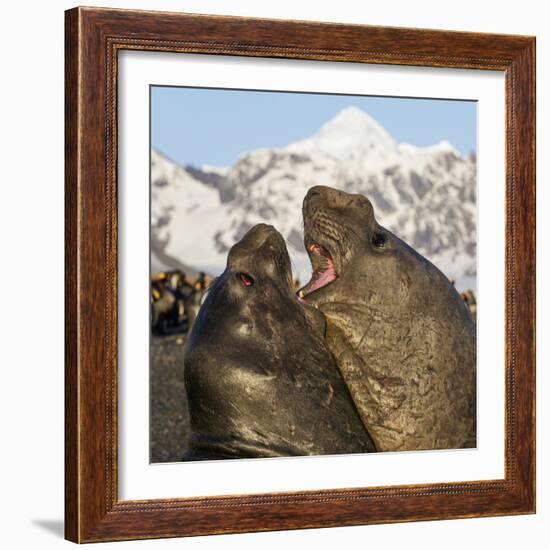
(305, 190), (323, 210)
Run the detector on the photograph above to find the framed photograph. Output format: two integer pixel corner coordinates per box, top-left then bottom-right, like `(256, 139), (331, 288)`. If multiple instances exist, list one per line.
(65, 6), (536, 543)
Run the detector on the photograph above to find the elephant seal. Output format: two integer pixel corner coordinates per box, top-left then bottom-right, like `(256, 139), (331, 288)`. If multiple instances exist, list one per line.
(183, 223), (375, 460)
(299, 186), (476, 452)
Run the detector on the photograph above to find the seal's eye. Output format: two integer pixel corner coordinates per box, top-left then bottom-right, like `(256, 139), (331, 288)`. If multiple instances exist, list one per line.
(372, 232), (387, 248)
(238, 272), (255, 287)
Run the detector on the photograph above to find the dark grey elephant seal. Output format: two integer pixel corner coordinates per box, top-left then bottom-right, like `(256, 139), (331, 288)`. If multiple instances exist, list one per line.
(299, 186), (476, 452)
(183, 223), (375, 460)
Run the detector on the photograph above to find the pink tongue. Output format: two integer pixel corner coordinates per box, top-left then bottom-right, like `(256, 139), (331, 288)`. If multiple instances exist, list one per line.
(308, 262), (337, 293)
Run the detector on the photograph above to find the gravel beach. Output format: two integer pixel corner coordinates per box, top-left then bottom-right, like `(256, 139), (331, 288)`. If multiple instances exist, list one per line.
(150, 334), (190, 463)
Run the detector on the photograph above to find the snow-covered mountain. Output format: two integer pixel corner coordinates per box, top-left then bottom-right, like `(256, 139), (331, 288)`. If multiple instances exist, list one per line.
(151, 106), (476, 290)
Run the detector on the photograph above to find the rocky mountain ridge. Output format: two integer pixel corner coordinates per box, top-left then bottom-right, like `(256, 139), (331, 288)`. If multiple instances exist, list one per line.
(151, 107), (476, 289)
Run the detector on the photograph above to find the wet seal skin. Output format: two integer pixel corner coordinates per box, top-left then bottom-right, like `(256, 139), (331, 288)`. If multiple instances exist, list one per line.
(183, 223), (375, 460)
(299, 186), (476, 452)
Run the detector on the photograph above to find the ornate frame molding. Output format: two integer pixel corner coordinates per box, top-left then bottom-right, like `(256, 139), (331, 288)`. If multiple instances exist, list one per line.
(65, 7), (535, 542)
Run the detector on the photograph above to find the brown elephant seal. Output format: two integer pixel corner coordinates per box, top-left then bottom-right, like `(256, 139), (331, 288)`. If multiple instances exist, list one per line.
(183, 223), (375, 460)
(299, 186), (476, 452)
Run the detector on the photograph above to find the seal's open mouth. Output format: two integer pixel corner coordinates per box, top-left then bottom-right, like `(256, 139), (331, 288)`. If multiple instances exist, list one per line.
(299, 242), (338, 299)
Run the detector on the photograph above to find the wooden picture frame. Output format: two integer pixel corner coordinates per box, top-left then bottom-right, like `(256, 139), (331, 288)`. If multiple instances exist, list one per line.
(65, 6), (536, 543)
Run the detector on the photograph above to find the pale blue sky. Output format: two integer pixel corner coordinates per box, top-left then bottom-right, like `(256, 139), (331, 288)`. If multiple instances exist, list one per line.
(151, 86), (476, 167)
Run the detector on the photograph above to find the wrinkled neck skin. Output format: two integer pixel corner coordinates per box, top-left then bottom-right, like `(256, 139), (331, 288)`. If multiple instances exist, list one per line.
(184, 267), (375, 459)
(306, 228), (476, 452)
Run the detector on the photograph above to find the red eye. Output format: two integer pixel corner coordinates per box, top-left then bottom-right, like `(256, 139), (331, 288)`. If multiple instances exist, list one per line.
(238, 272), (255, 287)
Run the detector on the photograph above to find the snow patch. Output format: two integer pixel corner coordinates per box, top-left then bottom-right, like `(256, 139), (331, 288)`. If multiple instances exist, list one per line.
(151, 108), (477, 291)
